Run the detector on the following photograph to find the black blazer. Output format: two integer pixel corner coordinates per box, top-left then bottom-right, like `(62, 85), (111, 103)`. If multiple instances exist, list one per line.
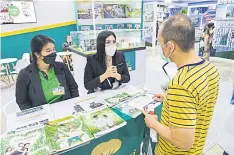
(16, 62), (79, 110)
(84, 51), (130, 93)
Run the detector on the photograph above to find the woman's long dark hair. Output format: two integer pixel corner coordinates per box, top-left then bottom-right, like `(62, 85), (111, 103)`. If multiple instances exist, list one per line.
(96, 31), (116, 69)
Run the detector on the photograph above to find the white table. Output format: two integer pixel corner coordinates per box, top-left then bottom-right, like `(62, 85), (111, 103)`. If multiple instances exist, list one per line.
(0, 58), (18, 87)
(57, 52), (73, 71)
(57, 52), (72, 56)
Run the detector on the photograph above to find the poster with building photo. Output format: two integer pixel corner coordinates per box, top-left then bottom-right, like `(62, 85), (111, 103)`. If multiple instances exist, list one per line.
(95, 25), (102, 30)
(188, 6), (209, 27)
(81, 26), (91, 31)
(226, 5), (234, 18)
(117, 24), (124, 29)
(216, 4), (227, 20)
(213, 20), (234, 51)
(94, 4), (104, 19)
(143, 3), (154, 22)
(125, 3), (141, 18)
(77, 3), (92, 19)
(143, 22), (153, 38)
(169, 7), (187, 16)
(105, 25), (113, 30)
(1, 1), (36, 24)
(103, 4), (126, 18)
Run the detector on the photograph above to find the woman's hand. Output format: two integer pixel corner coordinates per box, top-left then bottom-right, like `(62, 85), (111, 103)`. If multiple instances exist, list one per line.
(105, 66), (116, 78)
(110, 66), (121, 81)
(100, 66), (117, 83)
(111, 73), (121, 81)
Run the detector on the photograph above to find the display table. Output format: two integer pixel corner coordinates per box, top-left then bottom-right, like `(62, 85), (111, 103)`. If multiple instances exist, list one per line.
(70, 47), (147, 95)
(5, 85), (162, 155)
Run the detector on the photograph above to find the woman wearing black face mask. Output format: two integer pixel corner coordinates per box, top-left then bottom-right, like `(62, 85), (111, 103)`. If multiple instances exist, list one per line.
(16, 35), (79, 110)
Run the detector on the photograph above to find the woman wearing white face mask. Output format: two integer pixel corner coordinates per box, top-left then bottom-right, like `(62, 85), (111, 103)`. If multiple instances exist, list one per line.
(84, 31), (130, 94)
(203, 22), (215, 61)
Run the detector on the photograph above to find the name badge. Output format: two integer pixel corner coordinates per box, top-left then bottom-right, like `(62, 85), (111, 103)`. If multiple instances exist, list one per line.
(52, 86), (65, 96)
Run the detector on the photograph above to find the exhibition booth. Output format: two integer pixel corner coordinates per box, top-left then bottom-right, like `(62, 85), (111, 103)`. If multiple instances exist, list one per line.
(0, 0), (234, 155)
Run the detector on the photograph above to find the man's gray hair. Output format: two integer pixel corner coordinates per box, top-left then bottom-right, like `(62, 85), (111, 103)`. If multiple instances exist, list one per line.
(161, 14), (195, 52)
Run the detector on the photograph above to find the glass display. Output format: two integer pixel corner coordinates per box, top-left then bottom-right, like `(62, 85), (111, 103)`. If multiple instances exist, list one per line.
(70, 29), (145, 53)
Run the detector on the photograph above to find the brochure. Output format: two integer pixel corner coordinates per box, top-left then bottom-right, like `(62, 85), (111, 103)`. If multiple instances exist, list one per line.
(81, 108), (127, 138)
(50, 98), (77, 120)
(7, 105), (54, 131)
(128, 93), (160, 111)
(44, 115), (94, 154)
(74, 97), (107, 114)
(1, 125), (50, 155)
(112, 102), (141, 119)
(203, 144), (225, 155)
(97, 84), (144, 107)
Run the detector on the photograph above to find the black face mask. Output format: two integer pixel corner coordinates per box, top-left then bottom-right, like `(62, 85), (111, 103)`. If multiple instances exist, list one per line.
(42, 52), (57, 64)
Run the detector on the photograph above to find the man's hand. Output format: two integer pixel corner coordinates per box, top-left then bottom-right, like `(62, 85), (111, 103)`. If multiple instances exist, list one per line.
(142, 110), (158, 129)
(153, 93), (165, 102)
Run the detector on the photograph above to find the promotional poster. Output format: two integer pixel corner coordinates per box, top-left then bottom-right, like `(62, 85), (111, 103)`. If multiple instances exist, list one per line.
(169, 7), (187, 16)
(226, 5), (234, 18)
(0, 1), (36, 24)
(213, 20), (234, 52)
(188, 6), (209, 27)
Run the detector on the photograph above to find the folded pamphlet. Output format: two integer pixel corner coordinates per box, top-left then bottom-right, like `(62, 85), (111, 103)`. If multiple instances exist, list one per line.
(74, 97), (107, 114)
(44, 115), (94, 154)
(81, 108), (127, 138)
(112, 102), (142, 119)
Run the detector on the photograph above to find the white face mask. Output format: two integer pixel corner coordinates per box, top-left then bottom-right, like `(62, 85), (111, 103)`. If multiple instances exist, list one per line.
(105, 45), (117, 56)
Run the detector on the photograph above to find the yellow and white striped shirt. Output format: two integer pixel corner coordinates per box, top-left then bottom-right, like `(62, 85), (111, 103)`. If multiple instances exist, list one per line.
(156, 59), (220, 155)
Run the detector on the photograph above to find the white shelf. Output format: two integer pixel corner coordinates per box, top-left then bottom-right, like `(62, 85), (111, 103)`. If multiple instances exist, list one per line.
(77, 18), (141, 25)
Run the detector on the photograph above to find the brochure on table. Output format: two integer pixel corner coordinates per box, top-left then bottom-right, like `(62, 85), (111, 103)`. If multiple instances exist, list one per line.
(1, 0), (36, 24)
(75, 0), (143, 31)
(213, 4), (234, 52)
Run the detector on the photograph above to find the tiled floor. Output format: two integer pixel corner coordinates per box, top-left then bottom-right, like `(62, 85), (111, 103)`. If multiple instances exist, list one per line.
(0, 46), (234, 153)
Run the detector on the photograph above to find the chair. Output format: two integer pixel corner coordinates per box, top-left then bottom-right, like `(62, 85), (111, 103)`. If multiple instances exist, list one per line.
(1, 65), (11, 86)
(3, 98), (21, 117)
(22, 53), (30, 64)
(56, 55), (63, 62)
(11, 59), (29, 74)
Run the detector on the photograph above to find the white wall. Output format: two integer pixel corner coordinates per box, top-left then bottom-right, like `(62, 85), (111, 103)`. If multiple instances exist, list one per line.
(1, 0), (76, 33)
